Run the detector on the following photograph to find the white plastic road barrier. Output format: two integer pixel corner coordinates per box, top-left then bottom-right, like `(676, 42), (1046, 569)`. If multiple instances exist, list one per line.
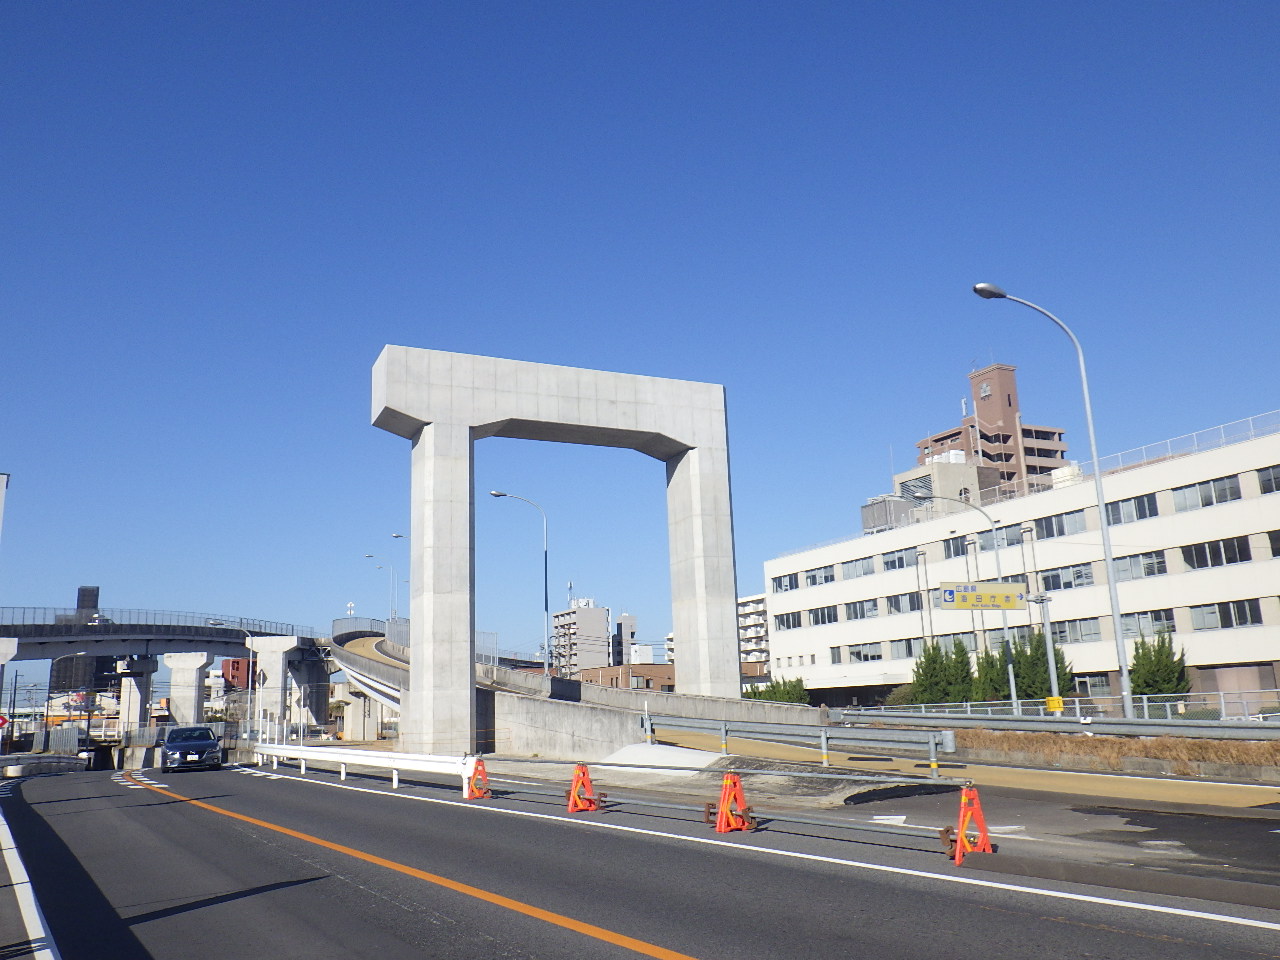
(252, 743), (477, 791)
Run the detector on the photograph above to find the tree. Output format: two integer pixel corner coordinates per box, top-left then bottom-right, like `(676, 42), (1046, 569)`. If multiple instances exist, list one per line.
(1011, 633), (1074, 700)
(883, 682), (916, 707)
(1129, 631), (1190, 696)
(941, 639), (974, 704)
(743, 677), (810, 704)
(971, 649), (1009, 703)
(909, 641), (950, 704)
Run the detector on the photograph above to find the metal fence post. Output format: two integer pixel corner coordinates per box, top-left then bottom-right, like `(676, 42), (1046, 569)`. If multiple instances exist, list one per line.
(820, 728), (830, 767)
(720, 721), (729, 755)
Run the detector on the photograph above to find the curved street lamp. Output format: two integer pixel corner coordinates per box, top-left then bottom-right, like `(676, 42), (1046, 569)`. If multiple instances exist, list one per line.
(972, 284), (1133, 718)
(490, 491), (551, 677)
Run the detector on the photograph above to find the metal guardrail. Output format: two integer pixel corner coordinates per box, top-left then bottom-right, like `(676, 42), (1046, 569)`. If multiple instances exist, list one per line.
(647, 714), (957, 777)
(844, 689), (1280, 722)
(828, 708), (1280, 741)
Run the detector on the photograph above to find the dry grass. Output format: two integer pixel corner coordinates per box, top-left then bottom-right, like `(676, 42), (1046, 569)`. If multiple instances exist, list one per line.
(954, 728), (1280, 775)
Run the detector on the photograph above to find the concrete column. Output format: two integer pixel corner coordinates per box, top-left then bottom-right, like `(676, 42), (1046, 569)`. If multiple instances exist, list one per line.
(665, 442), (741, 698)
(163, 652), (214, 725)
(116, 656), (158, 726)
(287, 654), (331, 730)
(0, 639), (16, 723)
(246, 636), (300, 728)
(405, 420), (476, 755)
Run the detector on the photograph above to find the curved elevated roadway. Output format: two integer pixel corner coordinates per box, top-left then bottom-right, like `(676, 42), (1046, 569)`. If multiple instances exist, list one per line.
(0, 606), (326, 661)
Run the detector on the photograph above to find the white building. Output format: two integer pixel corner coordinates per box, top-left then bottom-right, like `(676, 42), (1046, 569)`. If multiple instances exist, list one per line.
(552, 600), (641, 676)
(737, 594), (770, 663)
(763, 412), (1280, 706)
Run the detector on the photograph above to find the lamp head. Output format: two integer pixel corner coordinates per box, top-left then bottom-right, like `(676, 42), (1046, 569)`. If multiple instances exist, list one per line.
(973, 283), (1008, 300)
(489, 490), (507, 498)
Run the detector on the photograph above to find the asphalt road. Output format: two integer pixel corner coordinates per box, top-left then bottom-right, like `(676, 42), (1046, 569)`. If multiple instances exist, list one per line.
(3, 763), (1279, 960)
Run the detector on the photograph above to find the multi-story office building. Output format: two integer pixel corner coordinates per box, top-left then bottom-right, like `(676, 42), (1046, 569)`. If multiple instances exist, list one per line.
(764, 410), (1280, 706)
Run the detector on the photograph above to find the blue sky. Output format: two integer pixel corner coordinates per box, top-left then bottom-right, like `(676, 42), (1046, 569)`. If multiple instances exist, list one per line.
(3, 1), (1278, 664)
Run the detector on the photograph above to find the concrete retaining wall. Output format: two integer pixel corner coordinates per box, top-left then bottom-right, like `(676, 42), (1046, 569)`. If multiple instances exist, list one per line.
(493, 690), (650, 759)
(480, 663), (819, 726)
(2, 755), (86, 777)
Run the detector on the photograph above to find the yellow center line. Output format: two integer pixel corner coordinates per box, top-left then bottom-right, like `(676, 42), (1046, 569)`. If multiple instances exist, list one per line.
(123, 771), (697, 960)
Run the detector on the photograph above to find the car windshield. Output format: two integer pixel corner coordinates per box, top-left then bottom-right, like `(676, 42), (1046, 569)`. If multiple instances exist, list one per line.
(166, 727), (216, 744)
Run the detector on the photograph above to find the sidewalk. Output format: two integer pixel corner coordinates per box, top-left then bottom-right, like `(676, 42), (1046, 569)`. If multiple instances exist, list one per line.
(652, 727), (1280, 812)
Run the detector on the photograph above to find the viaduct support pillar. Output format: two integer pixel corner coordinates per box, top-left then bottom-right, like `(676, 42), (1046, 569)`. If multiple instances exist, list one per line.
(404, 420), (476, 755)
(116, 656), (159, 727)
(246, 636), (300, 733)
(163, 652), (214, 725)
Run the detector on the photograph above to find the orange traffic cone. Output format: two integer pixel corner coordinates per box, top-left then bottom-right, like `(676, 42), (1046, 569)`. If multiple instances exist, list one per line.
(465, 759), (491, 800)
(566, 762), (605, 813)
(707, 773), (756, 833)
(952, 784), (992, 864)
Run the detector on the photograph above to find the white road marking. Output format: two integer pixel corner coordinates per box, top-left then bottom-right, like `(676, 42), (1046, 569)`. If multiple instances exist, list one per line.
(0, 803), (63, 959)
(237, 767), (1280, 932)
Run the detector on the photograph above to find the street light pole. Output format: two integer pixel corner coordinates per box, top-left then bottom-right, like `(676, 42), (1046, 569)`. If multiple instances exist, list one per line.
(490, 491), (551, 677)
(973, 284), (1133, 718)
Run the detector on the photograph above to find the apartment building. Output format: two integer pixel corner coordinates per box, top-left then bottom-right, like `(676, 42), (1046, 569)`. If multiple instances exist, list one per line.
(916, 363), (1068, 491)
(764, 411), (1280, 706)
(551, 600), (637, 677)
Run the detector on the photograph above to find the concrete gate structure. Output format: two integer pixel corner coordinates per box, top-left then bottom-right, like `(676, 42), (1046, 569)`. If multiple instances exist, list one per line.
(373, 346), (741, 754)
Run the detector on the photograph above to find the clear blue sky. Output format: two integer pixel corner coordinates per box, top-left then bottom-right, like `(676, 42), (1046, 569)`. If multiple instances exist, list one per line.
(3, 2), (1277, 660)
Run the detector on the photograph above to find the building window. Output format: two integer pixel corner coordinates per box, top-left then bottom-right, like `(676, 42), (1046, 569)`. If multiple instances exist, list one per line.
(942, 536), (969, 559)
(1121, 609), (1175, 638)
(847, 642), (883, 662)
(1260, 465), (1280, 495)
(1034, 509), (1086, 540)
(934, 631), (977, 651)
(804, 565), (835, 587)
(1271, 530), (1280, 557)
(829, 646), (842, 664)
(1172, 475), (1241, 512)
(1075, 673), (1112, 697)
(886, 591), (922, 615)
(841, 557), (875, 579)
(977, 525), (1024, 551)
(773, 611), (802, 631)
(1190, 599), (1263, 631)
(1050, 618), (1102, 644)
(845, 599), (878, 620)
(1039, 563), (1094, 591)
(771, 573), (799, 593)
(1181, 536), (1252, 570)
(889, 637), (917, 659)
(881, 548), (918, 571)
(1105, 493), (1158, 525)
(808, 605), (839, 626)
(1113, 551), (1167, 582)
(986, 625), (1034, 649)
